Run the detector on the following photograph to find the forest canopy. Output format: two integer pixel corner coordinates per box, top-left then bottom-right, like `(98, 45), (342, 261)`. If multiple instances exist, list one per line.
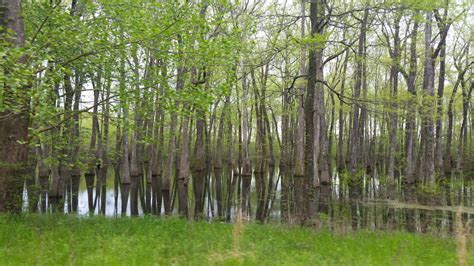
(0, 0), (473, 227)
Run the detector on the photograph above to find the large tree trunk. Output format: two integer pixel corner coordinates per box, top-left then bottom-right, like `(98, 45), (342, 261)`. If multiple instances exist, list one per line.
(349, 8), (368, 178)
(347, 7), (369, 224)
(0, 0), (28, 213)
(177, 114), (190, 217)
(193, 111), (206, 219)
(419, 11), (436, 184)
(434, 7), (450, 173)
(176, 63), (188, 217)
(129, 51), (145, 217)
(403, 14), (418, 183)
(291, 0), (307, 225)
(251, 66), (268, 223)
(214, 96), (228, 218)
(387, 12), (401, 183)
(302, 0), (326, 223)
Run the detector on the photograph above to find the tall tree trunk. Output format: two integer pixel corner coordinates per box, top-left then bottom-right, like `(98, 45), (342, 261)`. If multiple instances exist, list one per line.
(420, 11), (436, 184)
(403, 14), (418, 183)
(193, 110), (207, 219)
(70, 73), (82, 212)
(0, 0), (28, 213)
(349, 8), (368, 178)
(225, 94), (234, 222)
(240, 66), (252, 217)
(337, 50), (349, 171)
(292, 0), (307, 224)
(303, 0), (326, 223)
(98, 75), (111, 215)
(152, 72), (165, 215)
(446, 44), (469, 171)
(129, 51), (145, 217)
(457, 74), (472, 171)
(387, 12), (401, 183)
(434, 6), (450, 173)
(119, 55), (131, 216)
(129, 132), (140, 217)
(252, 66), (267, 222)
(176, 63), (189, 217)
(177, 114), (190, 217)
(113, 116), (122, 216)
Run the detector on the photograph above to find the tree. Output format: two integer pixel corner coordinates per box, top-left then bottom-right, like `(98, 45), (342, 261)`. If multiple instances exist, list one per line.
(0, 0), (29, 213)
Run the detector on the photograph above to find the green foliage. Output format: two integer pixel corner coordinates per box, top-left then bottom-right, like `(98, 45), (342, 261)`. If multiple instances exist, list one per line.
(13, 0), (248, 170)
(417, 183), (443, 197)
(295, 32), (331, 50)
(0, 35), (32, 113)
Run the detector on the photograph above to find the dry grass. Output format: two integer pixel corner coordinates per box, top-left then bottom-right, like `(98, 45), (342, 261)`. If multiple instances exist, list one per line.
(207, 209), (250, 264)
(232, 209), (244, 254)
(455, 207), (473, 266)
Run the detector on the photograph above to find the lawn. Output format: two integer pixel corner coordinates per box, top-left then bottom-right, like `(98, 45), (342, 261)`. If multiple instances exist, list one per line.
(0, 215), (464, 265)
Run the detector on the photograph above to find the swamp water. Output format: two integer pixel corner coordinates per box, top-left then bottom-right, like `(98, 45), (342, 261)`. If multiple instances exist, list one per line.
(24, 166), (474, 235)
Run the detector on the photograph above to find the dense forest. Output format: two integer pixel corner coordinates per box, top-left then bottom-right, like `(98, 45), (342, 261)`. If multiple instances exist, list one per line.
(0, 0), (473, 230)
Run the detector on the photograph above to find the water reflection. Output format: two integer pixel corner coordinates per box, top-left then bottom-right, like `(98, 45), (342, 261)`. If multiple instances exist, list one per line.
(25, 167), (474, 234)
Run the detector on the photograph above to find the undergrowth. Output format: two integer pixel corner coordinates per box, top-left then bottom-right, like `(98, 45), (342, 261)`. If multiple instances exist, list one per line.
(0, 214), (467, 265)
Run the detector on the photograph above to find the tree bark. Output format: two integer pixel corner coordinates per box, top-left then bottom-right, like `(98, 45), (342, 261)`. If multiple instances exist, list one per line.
(403, 13), (418, 183)
(302, 0), (326, 223)
(386, 11), (401, 183)
(420, 11), (436, 184)
(0, 0), (29, 213)
(434, 7), (450, 173)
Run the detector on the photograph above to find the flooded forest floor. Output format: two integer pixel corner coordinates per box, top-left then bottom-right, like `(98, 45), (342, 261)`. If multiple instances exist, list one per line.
(0, 215), (470, 265)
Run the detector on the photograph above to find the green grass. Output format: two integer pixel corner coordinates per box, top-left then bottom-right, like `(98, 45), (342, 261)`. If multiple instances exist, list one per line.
(0, 215), (462, 265)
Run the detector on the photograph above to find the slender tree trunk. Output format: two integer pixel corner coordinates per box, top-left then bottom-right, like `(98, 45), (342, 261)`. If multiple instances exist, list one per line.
(387, 12), (401, 183)
(225, 94), (234, 222)
(457, 76), (472, 171)
(98, 76), (110, 215)
(152, 68), (165, 214)
(113, 117), (121, 216)
(446, 45), (469, 171)
(337, 50), (349, 171)
(240, 65), (252, 217)
(69, 73), (82, 212)
(119, 54), (131, 215)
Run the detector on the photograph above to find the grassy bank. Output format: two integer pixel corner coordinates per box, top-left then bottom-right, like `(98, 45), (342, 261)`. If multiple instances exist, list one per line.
(0, 215), (463, 265)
